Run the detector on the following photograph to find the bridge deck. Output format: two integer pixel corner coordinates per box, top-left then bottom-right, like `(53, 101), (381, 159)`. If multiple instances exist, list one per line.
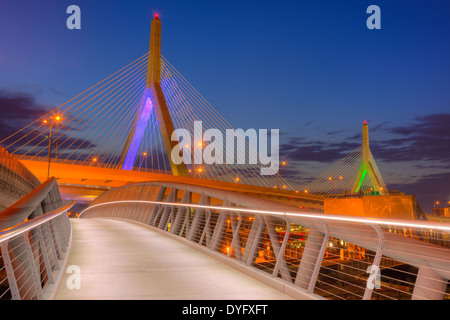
(54, 218), (293, 300)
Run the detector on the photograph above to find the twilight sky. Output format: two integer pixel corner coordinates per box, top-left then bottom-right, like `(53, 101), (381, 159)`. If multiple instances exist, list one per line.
(0, 0), (449, 212)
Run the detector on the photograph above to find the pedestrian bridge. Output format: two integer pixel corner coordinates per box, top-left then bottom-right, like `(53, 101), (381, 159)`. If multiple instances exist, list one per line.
(54, 218), (292, 300)
(1, 176), (449, 300)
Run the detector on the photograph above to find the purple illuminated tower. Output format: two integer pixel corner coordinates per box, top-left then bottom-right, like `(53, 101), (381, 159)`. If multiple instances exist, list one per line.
(119, 14), (188, 176)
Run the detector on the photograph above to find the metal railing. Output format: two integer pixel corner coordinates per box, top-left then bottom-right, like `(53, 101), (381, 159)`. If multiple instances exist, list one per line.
(0, 176), (74, 300)
(0, 203), (73, 300)
(80, 181), (450, 300)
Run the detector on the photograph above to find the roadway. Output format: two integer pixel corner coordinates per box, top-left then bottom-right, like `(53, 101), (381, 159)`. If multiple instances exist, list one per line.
(20, 159), (325, 210)
(54, 218), (293, 300)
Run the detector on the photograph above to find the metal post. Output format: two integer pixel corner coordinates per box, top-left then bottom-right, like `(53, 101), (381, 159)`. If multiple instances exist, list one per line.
(47, 122), (53, 179)
(271, 218), (292, 281)
(23, 233), (44, 299)
(1, 242), (21, 300)
(362, 224), (384, 300)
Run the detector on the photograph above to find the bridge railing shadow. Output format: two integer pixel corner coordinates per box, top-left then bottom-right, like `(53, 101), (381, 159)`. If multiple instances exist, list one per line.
(79, 181), (450, 300)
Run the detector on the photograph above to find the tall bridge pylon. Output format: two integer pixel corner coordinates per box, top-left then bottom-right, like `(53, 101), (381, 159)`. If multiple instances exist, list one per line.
(351, 121), (387, 195)
(303, 121), (389, 197)
(1, 14), (297, 190)
(118, 15), (189, 177)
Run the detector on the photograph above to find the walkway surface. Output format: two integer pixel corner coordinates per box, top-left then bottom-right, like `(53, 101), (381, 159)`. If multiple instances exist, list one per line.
(54, 218), (293, 300)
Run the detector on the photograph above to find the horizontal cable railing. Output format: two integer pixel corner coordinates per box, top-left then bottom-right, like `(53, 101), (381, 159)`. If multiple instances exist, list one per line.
(0, 200), (74, 300)
(80, 181), (450, 300)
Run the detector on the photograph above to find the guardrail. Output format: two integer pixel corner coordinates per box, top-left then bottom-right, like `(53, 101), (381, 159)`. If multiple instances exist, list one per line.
(0, 202), (73, 300)
(0, 176), (74, 300)
(1, 147), (40, 188)
(80, 181), (450, 300)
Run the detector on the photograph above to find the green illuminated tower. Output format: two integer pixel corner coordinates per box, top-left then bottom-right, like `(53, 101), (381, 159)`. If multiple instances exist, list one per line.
(351, 121), (388, 195)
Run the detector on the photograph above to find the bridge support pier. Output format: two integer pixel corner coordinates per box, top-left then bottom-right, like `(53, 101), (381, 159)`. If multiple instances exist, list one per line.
(412, 264), (448, 300)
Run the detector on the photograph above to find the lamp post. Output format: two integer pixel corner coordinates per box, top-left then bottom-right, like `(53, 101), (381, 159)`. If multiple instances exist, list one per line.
(277, 161), (286, 189)
(328, 176), (343, 195)
(43, 115), (62, 179)
(434, 201), (439, 215)
(188, 141), (204, 178)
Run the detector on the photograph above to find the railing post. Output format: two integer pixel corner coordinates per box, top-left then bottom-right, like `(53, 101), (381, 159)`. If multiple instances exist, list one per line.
(42, 223), (60, 271)
(171, 190), (189, 235)
(362, 224), (384, 300)
(187, 194), (206, 242)
(160, 188), (177, 230)
(23, 233), (44, 299)
(147, 186), (166, 225)
(228, 211), (242, 259)
(209, 200), (229, 251)
(271, 218), (292, 281)
(412, 264), (448, 300)
(37, 226), (54, 285)
(306, 222), (329, 293)
(295, 227), (329, 291)
(242, 215), (265, 266)
(1, 241), (21, 300)
(50, 219), (63, 260)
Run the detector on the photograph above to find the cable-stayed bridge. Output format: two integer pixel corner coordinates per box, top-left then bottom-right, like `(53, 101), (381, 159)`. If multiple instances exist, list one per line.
(0, 15), (448, 301)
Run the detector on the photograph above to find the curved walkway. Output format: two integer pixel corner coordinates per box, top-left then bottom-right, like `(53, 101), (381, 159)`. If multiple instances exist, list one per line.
(54, 218), (293, 300)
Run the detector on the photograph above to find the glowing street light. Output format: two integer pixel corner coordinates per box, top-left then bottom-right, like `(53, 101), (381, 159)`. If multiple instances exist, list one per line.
(191, 142), (204, 178)
(277, 161), (286, 189)
(329, 176), (343, 195)
(43, 115), (62, 179)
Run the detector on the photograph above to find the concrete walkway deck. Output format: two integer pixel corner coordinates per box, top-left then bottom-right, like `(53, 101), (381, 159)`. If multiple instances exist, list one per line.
(54, 218), (293, 300)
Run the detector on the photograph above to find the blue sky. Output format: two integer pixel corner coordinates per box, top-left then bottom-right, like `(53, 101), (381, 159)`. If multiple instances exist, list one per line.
(0, 0), (449, 212)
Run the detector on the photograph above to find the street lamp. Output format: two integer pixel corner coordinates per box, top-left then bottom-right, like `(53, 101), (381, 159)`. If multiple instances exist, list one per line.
(328, 176), (343, 195)
(139, 152), (147, 171)
(434, 201), (439, 215)
(277, 161), (286, 189)
(43, 115), (62, 179)
(190, 142), (204, 178)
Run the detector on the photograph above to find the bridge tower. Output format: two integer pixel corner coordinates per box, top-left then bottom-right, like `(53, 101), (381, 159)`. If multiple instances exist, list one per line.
(351, 121), (388, 195)
(119, 14), (189, 177)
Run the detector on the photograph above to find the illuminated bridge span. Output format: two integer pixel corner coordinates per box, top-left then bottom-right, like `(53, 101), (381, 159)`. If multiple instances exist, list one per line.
(0, 15), (449, 300)
(1, 15), (386, 206)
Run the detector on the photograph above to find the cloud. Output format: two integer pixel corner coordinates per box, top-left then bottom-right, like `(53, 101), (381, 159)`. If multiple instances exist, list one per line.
(280, 137), (360, 163)
(0, 88), (48, 120)
(371, 113), (450, 163)
(0, 88), (100, 159)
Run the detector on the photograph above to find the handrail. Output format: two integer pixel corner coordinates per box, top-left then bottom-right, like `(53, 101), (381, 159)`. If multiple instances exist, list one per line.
(0, 176), (74, 300)
(0, 177), (62, 229)
(81, 181), (450, 300)
(0, 200), (74, 243)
